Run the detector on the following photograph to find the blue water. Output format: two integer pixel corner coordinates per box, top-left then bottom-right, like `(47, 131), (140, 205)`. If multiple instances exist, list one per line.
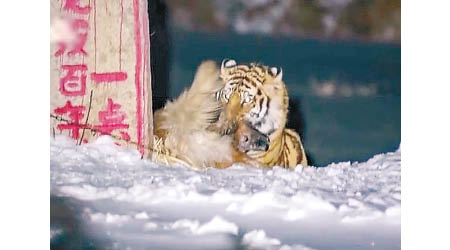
(167, 29), (400, 166)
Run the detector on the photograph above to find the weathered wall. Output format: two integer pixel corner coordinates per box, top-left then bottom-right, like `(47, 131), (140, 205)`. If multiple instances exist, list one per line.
(50, 0), (152, 157)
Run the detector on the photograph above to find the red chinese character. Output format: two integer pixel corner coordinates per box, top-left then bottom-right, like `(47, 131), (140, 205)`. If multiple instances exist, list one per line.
(54, 19), (88, 57)
(68, 32), (88, 57)
(94, 98), (130, 139)
(54, 101), (85, 140)
(68, 19), (88, 56)
(64, 0), (91, 15)
(91, 72), (128, 83)
(59, 64), (87, 96)
(54, 42), (67, 57)
(120, 131), (131, 141)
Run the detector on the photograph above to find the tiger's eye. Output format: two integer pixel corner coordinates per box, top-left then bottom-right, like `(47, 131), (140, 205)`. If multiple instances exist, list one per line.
(224, 88), (232, 100)
(241, 91), (252, 104)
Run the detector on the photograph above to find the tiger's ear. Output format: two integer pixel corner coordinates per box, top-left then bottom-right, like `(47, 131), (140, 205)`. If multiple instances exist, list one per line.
(221, 59), (236, 74)
(269, 66), (283, 82)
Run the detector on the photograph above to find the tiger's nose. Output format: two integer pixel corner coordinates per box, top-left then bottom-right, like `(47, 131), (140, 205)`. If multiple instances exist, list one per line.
(226, 93), (241, 118)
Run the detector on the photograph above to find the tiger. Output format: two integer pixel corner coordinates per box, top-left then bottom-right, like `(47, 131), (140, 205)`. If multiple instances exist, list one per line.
(212, 59), (308, 168)
(152, 60), (271, 169)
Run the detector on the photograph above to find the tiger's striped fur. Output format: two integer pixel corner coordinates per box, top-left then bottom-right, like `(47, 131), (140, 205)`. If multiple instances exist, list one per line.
(214, 59), (308, 168)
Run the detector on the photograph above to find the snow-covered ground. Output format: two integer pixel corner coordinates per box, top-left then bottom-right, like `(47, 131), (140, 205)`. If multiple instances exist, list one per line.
(50, 135), (400, 250)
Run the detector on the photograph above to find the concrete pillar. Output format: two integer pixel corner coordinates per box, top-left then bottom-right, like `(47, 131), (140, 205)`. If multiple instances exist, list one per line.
(50, 0), (153, 157)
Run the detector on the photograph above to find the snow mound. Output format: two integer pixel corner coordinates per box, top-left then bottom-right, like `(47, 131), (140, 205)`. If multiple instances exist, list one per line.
(51, 135), (400, 250)
(242, 230), (281, 249)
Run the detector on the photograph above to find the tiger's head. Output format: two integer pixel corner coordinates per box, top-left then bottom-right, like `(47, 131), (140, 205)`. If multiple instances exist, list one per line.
(216, 59), (289, 143)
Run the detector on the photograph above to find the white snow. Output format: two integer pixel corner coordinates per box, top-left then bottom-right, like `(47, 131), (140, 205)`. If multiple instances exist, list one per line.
(50, 135), (401, 250)
(143, 222), (158, 231)
(242, 230), (281, 249)
(134, 211), (150, 220)
(170, 216), (239, 235)
(50, 228), (63, 240)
